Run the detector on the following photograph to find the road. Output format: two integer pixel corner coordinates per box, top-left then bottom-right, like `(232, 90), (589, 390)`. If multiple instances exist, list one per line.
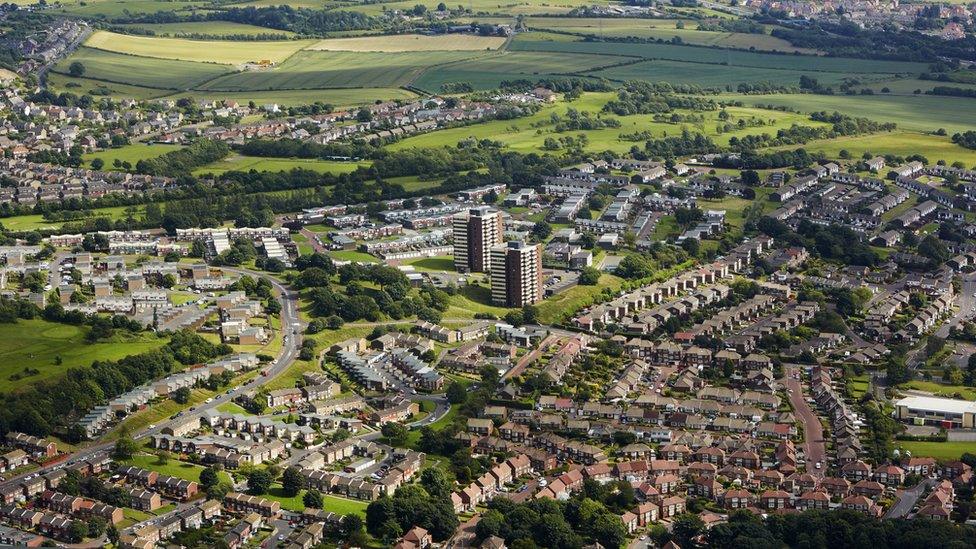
(785, 364), (826, 477)
(907, 272), (976, 369)
(885, 478), (935, 519)
(0, 267), (304, 491)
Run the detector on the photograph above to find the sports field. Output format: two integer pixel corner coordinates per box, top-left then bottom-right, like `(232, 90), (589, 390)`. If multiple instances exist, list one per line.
(84, 30), (313, 64)
(52, 47), (232, 90)
(306, 33), (506, 52)
(0, 320), (167, 393)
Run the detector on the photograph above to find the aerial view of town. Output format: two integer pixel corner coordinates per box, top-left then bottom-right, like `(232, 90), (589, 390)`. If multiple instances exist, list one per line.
(2, 0), (976, 547)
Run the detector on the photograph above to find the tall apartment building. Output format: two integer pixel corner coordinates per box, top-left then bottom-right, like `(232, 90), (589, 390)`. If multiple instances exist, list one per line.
(490, 241), (543, 308)
(453, 207), (503, 273)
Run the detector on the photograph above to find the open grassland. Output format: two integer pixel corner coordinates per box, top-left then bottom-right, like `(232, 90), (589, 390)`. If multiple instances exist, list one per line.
(193, 154), (370, 175)
(391, 92), (827, 154)
(56, 0), (208, 17)
(0, 320), (167, 393)
(84, 30), (313, 64)
(773, 131), (976, 168)
(536, 273), (624, 324)
(524, 17), (812, 52)
(163, 87), (417, 106)
(412, 50), (629, 92)
(199, 50), (480, 91)
(84, 144), (184, 169)
(864, 77), (976, 96)
(53, 47), (232, 90)
(333, 0), (609, 16)
(307, 33), (506, 51)
(122, 453), (233, 484)
(117, 21), (297, 37)
(732, 93), (976, 134)
(897, 441), (976, 461)
(510, 38), (927, 74)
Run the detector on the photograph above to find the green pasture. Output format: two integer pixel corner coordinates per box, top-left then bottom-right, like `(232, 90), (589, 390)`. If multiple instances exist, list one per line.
(52, 47), (232, 90)
(193, 155), (370, 176)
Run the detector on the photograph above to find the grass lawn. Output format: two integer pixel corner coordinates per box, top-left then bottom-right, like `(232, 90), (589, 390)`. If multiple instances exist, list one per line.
(446, 285), (512, 319)
(0, 320), (168, 393)
(329, 250), (379, 263)
(770, 131), (976, 168)
(536, 273), (624, 325)
(402, 256), (455, 272)
(897, 441), (976, 461)
(264, 485), (368, 515)
(903, 380), (976, 401)
(122, 453), (233, 484)
(215, 401), (252, 414)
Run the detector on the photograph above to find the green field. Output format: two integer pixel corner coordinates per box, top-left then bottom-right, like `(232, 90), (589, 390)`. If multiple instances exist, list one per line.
(117, 21), (297, 37)
(331, 0), (608, 16)
(53, 47), (232, 90)
(903, 380), (976, 401)
(56, 0), (209, 17)
(84, 144), (184, 169)
(0, 320), (167, 392)
(735, 93), (976, 134)
(194, 155), (370, 176)
(163, 87), (418, 107)
(198, 50), (482, 91)
(412, 50), (626, 93)
(897, 441), (976, 461)
(306, 33), (506, 52)
(47, 72), (171, 100)
(591, 58), (861, 87)
(264, 485), (368, 515)
(84, 30), (313, 64)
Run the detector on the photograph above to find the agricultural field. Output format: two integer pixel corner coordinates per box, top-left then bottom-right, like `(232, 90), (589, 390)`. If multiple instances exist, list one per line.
(193, 155), (370, 176)
(306, 33), (506, 52)
(116, 21), (297, 37)
(55, 0), (209, 17)
(332, 0), (609, 16)
(591, 58), (860, 88)
(523, 17), (812, 52)
(198, 50), (482, 91)
(52, 47), (232, 90)
(164, 87), (418, 106)
(509, 38), (927, 74)
(0, 320), (168, 393)
(83, 30), (313, 64)
(732, 93), (976, 134)
(411, 50), (628, 92)
(47, 72), (170, 100)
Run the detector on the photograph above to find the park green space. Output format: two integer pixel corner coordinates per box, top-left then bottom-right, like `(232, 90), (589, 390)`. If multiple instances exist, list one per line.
(84, 30), (315, 64)
(536, 273), (624, 324)
(53, 47), (232, 90)
(0, 319), (167, 393)
(193, 154), (370, 176)
(264, 485), (368, 515)
(446, 285), (513, 319)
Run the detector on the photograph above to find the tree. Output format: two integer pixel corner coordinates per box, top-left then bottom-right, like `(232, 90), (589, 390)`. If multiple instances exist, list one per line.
(112, 429), (138, 461)
(381, 422), (409, 446)
(446, 381), (467, 404)
(172, 386), (191, 404)
(579, 267), (601, 285)
(68, 519), (88, 543)
(68, 61), (86, 77)
(420, 467), (453, 500)
(303, 489), (324, 509)
(671, 513), (706, 548)
(281, 466), (303, 497)
(247, 469), (273, 495)
(199, 466), (220, 490)
(531, 221), (552, 240)
(90, 158), (104, 170)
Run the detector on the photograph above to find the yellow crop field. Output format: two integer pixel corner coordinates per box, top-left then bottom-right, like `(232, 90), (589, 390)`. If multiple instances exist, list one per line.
(84, 30), (313, 65)
(306, 33), (506, 52)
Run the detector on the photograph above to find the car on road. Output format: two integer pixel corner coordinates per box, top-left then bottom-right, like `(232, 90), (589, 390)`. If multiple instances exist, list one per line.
(148, 424), (156, 429)
(815, 462), (822, 469)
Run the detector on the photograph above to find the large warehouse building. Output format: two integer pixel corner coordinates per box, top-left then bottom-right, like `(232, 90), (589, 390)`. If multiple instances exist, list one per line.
(894, 395), (976, 429)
